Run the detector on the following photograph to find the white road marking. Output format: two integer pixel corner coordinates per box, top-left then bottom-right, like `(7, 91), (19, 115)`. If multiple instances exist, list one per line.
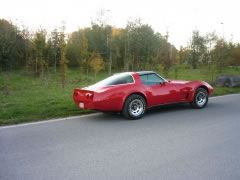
(0, 113), (101, 130)
(0, 93), (239, 129)
(210, 93), (239, 99)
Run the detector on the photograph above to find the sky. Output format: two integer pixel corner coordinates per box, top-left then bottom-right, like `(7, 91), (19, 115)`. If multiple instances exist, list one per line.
(0, 0), (239, 48)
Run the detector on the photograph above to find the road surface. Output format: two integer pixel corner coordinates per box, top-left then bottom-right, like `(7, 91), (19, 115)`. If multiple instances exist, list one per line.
(1, 94), (240, 180)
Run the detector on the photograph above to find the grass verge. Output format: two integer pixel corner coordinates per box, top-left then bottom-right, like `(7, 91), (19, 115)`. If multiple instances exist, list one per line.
(0, 67), (240, 126)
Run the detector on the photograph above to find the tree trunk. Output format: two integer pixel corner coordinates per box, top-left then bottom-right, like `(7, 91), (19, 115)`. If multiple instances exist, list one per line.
(54, 52), (57, 73)
(35, 58), (38, 73)
(108, 48), (112, 75)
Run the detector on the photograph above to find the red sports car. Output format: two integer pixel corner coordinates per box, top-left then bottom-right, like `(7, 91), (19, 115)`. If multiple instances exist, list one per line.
(73, 71), (213, 119)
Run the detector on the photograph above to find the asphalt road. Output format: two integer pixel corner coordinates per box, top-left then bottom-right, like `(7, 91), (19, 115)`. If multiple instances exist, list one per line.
(1, 94), (240, 180)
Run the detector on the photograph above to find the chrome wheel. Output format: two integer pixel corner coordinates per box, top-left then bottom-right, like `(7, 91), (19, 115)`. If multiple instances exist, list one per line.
(196, 91), (207, 107)
(129, 99), (144, 117)
(122, 94), (146, 119)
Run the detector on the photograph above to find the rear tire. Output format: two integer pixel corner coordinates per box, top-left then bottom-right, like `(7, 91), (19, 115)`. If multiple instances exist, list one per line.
(122, 94), (146, 120)
(190, 88), (208, 109)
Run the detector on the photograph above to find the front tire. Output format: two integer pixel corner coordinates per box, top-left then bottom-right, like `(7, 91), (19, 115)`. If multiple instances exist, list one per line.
(191, 88), (208, 109)
(122, 94), (146, 119)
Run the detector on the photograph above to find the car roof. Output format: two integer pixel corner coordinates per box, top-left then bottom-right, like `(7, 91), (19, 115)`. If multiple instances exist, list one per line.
(113, 71), (167, 82)
(135, 71), (156, 75)
(113, 71), (157, 76)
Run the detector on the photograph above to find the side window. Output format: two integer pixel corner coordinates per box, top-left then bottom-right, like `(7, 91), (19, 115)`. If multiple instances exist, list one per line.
(140, 74), (148, 82)
(124, 75), (134, 83)
(140, 73), (164, 86)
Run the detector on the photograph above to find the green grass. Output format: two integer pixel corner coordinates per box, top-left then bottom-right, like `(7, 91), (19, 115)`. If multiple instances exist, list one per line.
(0, 69), (108, 125)
(0, 67), (240, 126)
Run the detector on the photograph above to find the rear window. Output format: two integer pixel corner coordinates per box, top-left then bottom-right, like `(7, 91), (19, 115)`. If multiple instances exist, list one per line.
(93, 73), (134, 87)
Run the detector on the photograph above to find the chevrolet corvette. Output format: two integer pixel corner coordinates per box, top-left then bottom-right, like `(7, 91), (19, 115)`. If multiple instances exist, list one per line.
(73, 71), (213, 119)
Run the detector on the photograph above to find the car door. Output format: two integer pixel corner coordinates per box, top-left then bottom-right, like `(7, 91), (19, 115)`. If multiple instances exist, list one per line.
(140, 73), (177, 107)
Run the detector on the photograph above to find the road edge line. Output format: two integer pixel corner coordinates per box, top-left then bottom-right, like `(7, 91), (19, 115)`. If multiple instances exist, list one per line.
(0, 113), (101, 129)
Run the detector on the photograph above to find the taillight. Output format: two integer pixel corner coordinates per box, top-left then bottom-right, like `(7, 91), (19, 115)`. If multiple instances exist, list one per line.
(74, 91), (79, 96)
(85, 92), (93, 99)
(73, 89), (94, 100)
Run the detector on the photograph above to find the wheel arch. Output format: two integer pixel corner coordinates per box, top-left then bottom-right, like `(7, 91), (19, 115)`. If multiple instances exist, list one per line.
(196, 85), (209, 94)
(188, 84), (209, 102)
(190, 85), (209, 108)
(122, 92), (148, 109)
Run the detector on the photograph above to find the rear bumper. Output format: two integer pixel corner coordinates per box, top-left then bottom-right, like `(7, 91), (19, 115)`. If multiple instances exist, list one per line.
(73, 97), (123, 112)
(73, 89), (124, 112)
(74, 100), (95, 110)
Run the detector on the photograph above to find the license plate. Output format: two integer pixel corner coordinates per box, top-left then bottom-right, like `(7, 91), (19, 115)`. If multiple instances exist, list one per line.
(79, 102), (84, 109)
